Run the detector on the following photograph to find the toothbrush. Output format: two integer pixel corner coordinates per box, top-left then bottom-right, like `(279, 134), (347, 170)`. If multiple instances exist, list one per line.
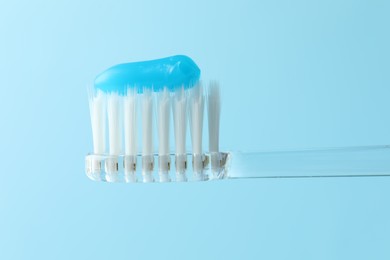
(86, 55), (390, 183)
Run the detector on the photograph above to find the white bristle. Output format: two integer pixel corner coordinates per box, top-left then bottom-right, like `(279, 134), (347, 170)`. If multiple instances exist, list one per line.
(207, 81), (221, 153)
(107, 93), (122, 155)
(172, 86), (188, 179)
(124, 88), (137, 156)
(172, 87), (187, 156)
(142, 88), (154, 182)
(157, 87), (171, 156)
(189, 83), (204, 156)
(89, 89), (106, 154)
(124, 87), (138, 180)
(142, 89), (154, 156)
(157, 87), (171, 181)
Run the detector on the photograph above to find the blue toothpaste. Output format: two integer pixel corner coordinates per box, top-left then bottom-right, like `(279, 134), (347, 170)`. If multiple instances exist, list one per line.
(94, 55), (201, 94)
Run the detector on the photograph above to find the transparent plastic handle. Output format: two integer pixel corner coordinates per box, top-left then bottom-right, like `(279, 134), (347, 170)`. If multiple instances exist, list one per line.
(229, 145), (390, 179)
(85, 145), (390, 183)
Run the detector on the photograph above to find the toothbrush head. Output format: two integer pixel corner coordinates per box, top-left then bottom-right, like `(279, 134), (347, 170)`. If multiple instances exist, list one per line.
(86, 55), (226, 183)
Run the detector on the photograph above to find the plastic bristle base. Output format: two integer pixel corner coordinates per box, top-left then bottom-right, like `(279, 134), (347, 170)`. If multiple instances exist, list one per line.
(85, 152), (230, 183)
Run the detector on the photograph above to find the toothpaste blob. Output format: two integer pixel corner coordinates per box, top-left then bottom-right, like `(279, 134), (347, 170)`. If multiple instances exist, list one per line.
(94, 55), (201, 94)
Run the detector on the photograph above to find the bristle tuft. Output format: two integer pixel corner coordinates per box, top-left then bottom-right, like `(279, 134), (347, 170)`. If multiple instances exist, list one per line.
(88, 80), (222, 181)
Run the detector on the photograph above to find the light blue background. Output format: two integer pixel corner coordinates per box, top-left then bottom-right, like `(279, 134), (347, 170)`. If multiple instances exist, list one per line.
(1, 0), (390, 259)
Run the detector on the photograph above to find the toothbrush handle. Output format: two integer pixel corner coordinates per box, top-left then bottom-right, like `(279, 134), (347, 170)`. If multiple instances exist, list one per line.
(228, 145), (390, 179)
